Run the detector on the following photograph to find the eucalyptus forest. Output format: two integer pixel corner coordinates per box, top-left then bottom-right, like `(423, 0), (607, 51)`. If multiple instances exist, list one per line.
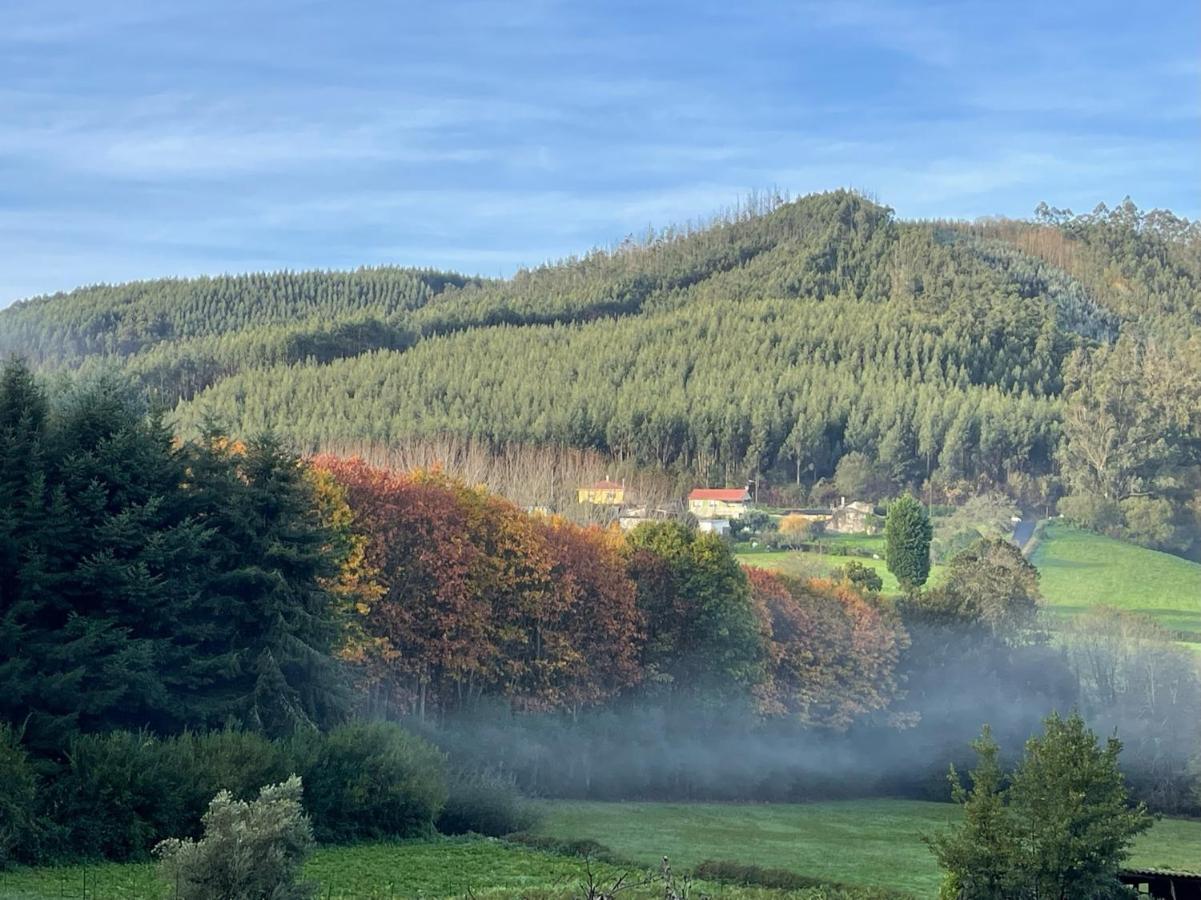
(4, 191), (1198, 557)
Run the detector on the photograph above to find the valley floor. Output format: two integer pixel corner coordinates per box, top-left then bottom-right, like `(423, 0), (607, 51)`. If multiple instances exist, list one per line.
(8, 800), (1198, 899)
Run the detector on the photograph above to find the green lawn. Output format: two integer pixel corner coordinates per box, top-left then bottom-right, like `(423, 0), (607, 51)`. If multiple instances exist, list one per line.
(818, 534), (887, 553)
(1031, 523), (1201, 638)
(737, 548), (945, 596)
(535, 800), (1201, 898)
(0, 837), (891, 899)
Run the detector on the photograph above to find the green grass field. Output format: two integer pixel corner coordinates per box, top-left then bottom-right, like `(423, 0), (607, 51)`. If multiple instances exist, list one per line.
(0, 837), (848, 900)
(818, 534), (888, 553)
(1032, 523), (1201, 639)
(10, 802), (1198, 898)
(736, 547), (945, 596)
(741, 523), (1201, 641)
(534, 800), (1201, 897)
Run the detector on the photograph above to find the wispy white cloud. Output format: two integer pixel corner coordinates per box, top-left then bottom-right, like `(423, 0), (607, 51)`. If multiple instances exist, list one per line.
(0, 0), (1196, 307)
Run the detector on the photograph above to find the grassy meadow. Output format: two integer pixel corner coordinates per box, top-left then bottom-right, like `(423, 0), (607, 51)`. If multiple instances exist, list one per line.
(0, 838), (814, 900)
(9, 801), (1199, 898)
(534, 800), (1201, 897)
(735, 543), (946, 596)
(1031, 523), (1201, 639)
(1, 840), (687, 900)
(740, 522), (1201, 643)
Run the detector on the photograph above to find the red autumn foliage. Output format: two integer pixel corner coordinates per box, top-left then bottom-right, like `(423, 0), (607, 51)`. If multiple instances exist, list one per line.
(311, 456), (642, 716)
(746, 567), (906, 729)
(313, 457), (494, 716)
(536, 519), (643, 709)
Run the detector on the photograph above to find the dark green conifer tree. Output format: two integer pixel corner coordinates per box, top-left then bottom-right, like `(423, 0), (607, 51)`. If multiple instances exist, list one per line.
(885, 494), (933, 592)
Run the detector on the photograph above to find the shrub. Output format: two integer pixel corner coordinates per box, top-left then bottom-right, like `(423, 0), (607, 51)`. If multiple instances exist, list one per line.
(156, 775), (316, 900)
(694, 859), (828, 890)
(831, 560), (883, 593)
(1058, 492), (1122, 534)
(503, 832), (617, 862)
(437, 768), (540, 836)
(294, 721), (446, 842)
(48, 730), (192, 861)
(693, 860), (908, 898)
(0, 724), (40, 867)
(1119, 496), (1181, 550)
(186, 729), (291, 808)
(778, 514), (818, 547)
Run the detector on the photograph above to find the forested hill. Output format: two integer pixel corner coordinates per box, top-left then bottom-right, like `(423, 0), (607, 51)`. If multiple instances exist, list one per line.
(3, 191), (1199, 549)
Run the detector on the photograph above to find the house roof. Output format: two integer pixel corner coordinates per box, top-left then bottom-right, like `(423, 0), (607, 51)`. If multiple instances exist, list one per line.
(584, 480), (624, 490)
(688, 488), (751, 502)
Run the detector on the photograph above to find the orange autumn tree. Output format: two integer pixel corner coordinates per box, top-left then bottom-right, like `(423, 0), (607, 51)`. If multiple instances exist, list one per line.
(746, 567), (906, 729)
(312, 457), (643, 717)
(535, 519), (643, 710)
(313, 457), (495, 717)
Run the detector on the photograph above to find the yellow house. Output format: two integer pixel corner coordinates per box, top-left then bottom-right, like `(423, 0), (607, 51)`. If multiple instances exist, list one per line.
(577, 479), (625, 506)
(687, 487), (751, 520)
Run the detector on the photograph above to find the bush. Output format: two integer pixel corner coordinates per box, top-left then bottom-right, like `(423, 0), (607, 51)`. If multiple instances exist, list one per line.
(1119, 496), (1181, 550)
(185, 729), (291, 808)
(156, 775), (316, 900)
(37, 729), (292, 862)
(48, 730), (193, 861)
(831, 560), (883, 593)
(14, 722), (445, 862)
(778, 514), (819, 547)
(503, 832), (617, 861)
(294, 721), (446, 842)
(1058, 492), (1122, 534)
(437, 768), (540, 836)
(694, 859), (829, 890)
(693, 860), (908, 898)
(0, 724), (40, 867)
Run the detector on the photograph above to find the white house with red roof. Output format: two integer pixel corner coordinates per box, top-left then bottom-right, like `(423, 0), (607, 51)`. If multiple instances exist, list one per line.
(687, 487), (751, 520)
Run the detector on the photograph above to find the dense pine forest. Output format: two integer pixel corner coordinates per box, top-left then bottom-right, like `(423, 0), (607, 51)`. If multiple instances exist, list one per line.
(3, 191), (1199, 556)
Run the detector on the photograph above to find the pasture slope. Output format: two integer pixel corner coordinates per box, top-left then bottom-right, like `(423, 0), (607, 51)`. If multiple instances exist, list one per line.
(739, 523), (1201, 644)
(1031, 523), (1201, 640)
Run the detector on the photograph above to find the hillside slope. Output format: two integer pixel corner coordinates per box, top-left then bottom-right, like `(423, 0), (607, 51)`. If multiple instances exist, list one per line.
(2, 191), (1198, 495)
(1033, 523), (1201, 638)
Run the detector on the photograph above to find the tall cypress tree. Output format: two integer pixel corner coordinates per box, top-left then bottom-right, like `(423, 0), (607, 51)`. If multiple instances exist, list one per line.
(885, 494), (933, 592)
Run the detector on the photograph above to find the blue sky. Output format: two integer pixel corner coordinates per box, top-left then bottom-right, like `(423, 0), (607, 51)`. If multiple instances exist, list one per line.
(1, 0), (1197, 306)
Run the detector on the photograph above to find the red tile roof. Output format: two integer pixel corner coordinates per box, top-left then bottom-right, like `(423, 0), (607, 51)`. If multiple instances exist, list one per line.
(688, 488), (751, 502)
